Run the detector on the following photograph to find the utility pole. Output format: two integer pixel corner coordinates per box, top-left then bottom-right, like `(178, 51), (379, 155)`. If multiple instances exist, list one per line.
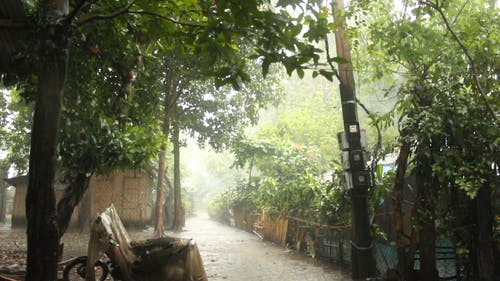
(332, 0), (376, 279)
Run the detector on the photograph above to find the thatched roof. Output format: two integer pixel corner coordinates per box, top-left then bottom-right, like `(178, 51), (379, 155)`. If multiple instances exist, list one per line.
(5, 175), (67, 191)
(4, 175), (26, 186)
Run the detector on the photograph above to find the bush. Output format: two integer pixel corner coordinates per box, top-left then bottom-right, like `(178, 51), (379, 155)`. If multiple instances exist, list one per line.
(207, 193), (231, 223)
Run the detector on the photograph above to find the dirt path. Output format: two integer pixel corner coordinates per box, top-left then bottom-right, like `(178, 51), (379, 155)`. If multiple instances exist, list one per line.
(0, 214), (351, 280)
(177, 213), (351, 281)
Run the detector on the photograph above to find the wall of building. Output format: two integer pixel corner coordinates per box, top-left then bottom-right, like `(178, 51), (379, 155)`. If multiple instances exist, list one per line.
(9, 170), (152, 228)
(90, 170), (152, 227)
(11, 185), (80, 228)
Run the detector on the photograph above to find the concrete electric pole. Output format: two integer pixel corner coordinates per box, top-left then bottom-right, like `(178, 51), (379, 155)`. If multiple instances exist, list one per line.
(332, 0), (376, 279)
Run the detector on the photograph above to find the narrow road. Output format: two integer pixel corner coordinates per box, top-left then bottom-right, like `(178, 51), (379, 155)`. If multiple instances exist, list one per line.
(0, 214), (351, 280)
(177, 213), (351, 281)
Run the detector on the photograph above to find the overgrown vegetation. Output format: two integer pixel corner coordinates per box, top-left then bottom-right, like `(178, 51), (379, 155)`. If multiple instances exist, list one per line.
(208, 137), (351, 225)
(0, 0), (497, 280)
(208, 0), (499, 280)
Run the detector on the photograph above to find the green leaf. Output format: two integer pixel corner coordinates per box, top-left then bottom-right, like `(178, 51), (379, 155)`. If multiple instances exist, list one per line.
(296, 68), (304, 79)
(329, 57), (349, 64)
(319, 70), (333, 81)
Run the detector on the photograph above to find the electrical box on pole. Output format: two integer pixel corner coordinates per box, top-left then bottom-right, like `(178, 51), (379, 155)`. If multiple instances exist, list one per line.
(332, 0), (376, 279)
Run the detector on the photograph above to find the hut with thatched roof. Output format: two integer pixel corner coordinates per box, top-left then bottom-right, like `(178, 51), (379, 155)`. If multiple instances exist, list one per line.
(5, 170), (152, 228)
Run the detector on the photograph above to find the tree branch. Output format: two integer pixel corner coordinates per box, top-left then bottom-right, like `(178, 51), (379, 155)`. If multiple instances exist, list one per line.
(451, 0), (470, 26)
(324, 35), (341, 81)
(356, 97), (383, 188)
(419, 0), (497, 122)
(76, 0), (135, 26)
(74, 1), (206, 29)
(128, 10), (205, 28)
(64, 0), (89, 24)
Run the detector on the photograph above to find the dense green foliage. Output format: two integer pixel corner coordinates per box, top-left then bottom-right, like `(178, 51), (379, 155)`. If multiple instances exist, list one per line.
(60, 30), (165, 180)
(260, 74), (344, 167)
(208, 0), (498, 279)
(362, 0), (499, 215)
(0, 0), (498, 279)
(175, 60), (285, 151)
(1, 0), (341, 175)
(208, 137), (351, 225)
(0, 88), (32, 173)
(354, 0), (499, 278)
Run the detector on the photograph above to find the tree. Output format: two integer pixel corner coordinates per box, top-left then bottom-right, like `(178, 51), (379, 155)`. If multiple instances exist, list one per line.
(0, 88), (32, 174)
(231, 138), (318, 216)
(22, 1), (71, 279)
(56, 31), (164, 236)
(1, 0), (368, 279)
(149, 43), (285, 233)
(176, 53), (284, 151)
(171, 121), (184, 231)
(171, 60), (283, 228)
(357, 0), (499, 279)
(257, 79), (343, 168)
(153, 54), (181, 236)
(0, 161), (8, 223)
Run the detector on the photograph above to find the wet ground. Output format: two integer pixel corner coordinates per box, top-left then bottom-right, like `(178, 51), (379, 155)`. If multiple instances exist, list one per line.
(176, 213), (351, 281)
(0, 213), (351, 280)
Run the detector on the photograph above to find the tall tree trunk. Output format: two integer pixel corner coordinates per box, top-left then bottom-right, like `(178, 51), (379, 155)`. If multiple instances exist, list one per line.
(172, 123), (184, 232)
(154, 66), (179, 236)
(393, 141), (410, 278)
(154, 73), (172, 236)
(247, 156), (255, 189)
(415, 166), (439, 281)
(56, 172), (92, 237)
(26, 1), (69, 279)
(474, 183), (495, 281)
(0, 166), (7, 223)
(0, 187), (5, 223)
(154, 147), (167, 236)
(163, 174), (174, 229)
(77, 179), (91, 232)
